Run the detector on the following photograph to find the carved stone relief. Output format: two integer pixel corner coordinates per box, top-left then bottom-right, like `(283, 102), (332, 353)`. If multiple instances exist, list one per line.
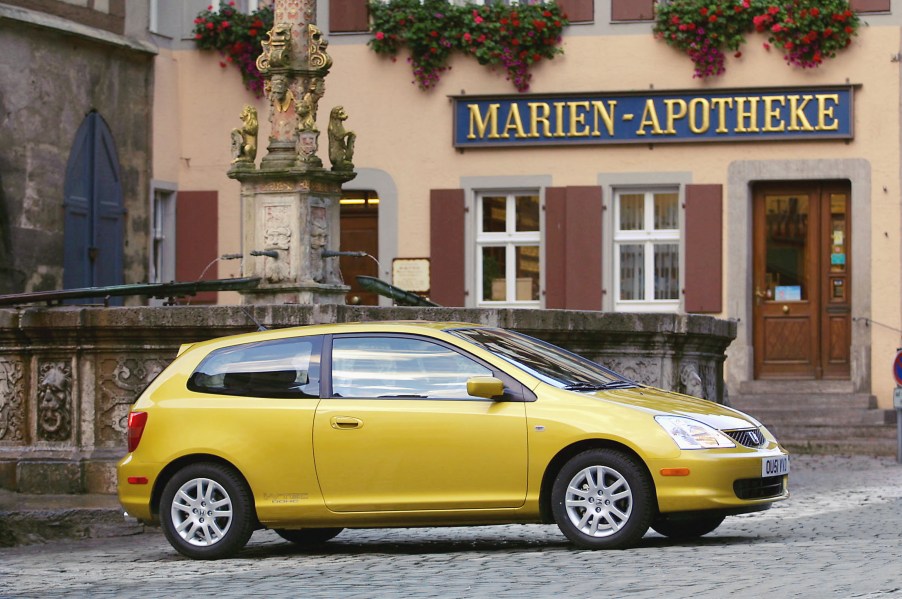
(601, 357), (660, 387)
(263, 205), (292, 283)
(36, 361), (72, 443)
(97, 357), (170, 447)
(309, 205), (328, 283)
(0, 358), (25, 443)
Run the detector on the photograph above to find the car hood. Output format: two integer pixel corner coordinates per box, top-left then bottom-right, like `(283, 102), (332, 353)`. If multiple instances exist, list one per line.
(584, 386), (760, 431)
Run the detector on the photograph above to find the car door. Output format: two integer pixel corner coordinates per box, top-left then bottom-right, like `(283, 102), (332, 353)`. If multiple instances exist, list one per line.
(313, 333), (528, 512)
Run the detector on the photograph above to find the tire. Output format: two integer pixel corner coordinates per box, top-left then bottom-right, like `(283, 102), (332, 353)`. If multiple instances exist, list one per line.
(551, 449), (653, 549)
(274, 528), (344, 545)
(650, 514), (725, 540)
(160, 462), (255, 560)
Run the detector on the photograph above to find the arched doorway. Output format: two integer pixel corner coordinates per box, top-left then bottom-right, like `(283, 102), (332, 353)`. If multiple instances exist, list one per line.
(63, 112), (125, 302)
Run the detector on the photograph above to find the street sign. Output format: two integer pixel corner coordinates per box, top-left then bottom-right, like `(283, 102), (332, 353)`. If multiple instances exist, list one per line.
(894, 349), (902, 387)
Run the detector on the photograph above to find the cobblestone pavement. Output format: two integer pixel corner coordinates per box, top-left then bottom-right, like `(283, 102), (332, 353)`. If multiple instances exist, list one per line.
(1, 455), (901, 599)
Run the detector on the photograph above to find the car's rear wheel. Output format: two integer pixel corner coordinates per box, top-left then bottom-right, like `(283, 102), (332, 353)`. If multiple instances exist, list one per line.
(160, 462), (254, 560)
(650, 513), (725, 539)
(274, 528), (344, 545)
(551, 449), (653, 549)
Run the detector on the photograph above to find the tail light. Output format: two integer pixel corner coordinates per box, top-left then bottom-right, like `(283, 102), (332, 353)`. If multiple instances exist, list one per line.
(127, 411), (148, 452)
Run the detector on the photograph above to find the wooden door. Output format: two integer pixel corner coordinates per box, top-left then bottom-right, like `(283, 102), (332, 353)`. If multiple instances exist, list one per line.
(753, 182), (850, 379)
(340, 196), (379, 305)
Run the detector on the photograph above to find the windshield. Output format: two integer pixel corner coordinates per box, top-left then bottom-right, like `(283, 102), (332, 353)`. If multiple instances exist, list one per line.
(447, 327), (637, 390)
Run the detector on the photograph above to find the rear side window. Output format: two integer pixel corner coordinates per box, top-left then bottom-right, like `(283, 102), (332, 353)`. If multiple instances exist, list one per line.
(188, 336), (322, 398)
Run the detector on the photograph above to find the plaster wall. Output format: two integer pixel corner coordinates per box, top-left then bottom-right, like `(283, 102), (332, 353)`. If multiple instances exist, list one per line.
(159, 16), (901, 407)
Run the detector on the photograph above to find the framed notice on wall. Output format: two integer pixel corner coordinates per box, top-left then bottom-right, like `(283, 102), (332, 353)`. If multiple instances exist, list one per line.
(392, 258), (430, 293)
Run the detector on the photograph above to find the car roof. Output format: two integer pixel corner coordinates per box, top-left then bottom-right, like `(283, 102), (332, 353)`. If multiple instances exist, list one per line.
(179, 320), (490, 355)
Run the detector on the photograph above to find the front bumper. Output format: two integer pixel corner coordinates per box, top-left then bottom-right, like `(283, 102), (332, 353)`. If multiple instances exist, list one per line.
(650, 447), (790, 514)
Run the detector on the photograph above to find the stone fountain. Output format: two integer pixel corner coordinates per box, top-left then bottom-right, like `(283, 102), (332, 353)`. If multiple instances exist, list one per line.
(228, 0), (356, 305)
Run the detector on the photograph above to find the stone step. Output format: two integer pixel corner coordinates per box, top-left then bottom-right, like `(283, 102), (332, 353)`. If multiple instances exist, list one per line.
(733, 406), (896, 427)
(0, 490), (144, 547)
(729, 393), (877, 410)
(781, 438), (898, 457)
(738, 380), (855, 395)
(766, 424), (898, 441)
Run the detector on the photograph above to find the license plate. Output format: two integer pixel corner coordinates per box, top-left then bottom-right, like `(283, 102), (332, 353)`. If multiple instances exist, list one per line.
(762, 455), (790, 477)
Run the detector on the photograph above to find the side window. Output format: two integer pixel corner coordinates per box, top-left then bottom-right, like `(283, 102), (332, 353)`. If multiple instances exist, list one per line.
(188, 336), (322, 398)
(331, 336), (492, 399)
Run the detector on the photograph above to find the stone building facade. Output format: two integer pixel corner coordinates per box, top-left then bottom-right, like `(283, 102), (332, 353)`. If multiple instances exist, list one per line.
(0, 1), (155, 296)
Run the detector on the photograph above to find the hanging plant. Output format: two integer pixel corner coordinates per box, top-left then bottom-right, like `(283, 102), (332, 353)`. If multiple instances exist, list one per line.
(193, 1), (274, 97)
(654, 0), (860, 78)
(368, 0), (568, 93)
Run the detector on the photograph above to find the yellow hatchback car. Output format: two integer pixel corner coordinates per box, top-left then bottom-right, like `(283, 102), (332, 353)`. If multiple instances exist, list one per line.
(118, 321), (789, 559)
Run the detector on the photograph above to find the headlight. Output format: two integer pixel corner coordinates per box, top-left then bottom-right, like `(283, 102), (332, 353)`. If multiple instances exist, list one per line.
(655, 415), (736, 450)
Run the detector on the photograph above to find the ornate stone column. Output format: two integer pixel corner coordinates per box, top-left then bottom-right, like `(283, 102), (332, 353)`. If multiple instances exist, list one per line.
(228, 0), (356, 305)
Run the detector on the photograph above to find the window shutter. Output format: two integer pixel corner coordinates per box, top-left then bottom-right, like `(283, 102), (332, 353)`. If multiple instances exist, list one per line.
(330, 0), (370, 33)
(850, 0), (890, 12)
(430, 189), (466, 307)
(684, 184), (722, 313)
(176, 191), (219, 304)
(611, 0), (655, 21)
(545, 186), (603, 310)
(557, 0), (594, 23)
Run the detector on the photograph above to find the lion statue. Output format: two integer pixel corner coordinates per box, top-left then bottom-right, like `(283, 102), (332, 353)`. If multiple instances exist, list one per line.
(230, 105), (258, 164)
(328, 106), (355, 172)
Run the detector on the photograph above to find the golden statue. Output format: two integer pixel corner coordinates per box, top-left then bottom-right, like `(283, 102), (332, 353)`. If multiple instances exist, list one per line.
(308, 24), (332, 72)
(230, 105), (258, 164)
(328, 106), (355, 171)
(266, 74), (295, 113)
(256, 23), (292, 74)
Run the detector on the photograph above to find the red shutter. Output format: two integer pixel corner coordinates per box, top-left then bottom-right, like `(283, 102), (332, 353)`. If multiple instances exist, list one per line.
(611, 0), (655, 21)
(330, 0), (370, 33)
(544, 188), (567, 309)
(544, 186), (603, 310)
(557, 0), (594, 23)
(176, 191), (218, 304)
(850, 0), (890, 12)
(430, 189), (466, 307)
(684, 184), (722, 313)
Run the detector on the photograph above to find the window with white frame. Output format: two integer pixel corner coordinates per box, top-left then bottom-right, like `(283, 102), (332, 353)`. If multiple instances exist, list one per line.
(150, 187), (176, 286)
(613, 189), (680, 312)
(476, 192), (541, 306)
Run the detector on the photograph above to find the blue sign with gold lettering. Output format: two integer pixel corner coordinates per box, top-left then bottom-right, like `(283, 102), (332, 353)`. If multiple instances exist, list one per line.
(452, 86), (854, 147)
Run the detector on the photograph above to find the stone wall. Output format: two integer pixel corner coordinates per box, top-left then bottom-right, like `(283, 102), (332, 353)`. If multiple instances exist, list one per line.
(0, 305), (737, 494)
(0, 4), (154, 295)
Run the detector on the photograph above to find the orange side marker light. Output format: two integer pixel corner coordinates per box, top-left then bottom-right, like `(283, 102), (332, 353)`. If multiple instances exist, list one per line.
(660, 468), (691, 477)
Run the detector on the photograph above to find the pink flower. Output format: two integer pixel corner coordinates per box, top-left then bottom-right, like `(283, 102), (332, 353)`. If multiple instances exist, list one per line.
(474, 15), (483, 24)
(375, 31), (385, 40)
(463, 32), (472, 42)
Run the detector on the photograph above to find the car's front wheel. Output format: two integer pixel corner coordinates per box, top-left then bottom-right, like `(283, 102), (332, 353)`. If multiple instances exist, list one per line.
(551, 449), (653, 549)
(274, 528), (344, 545)
(160, 462), (255, 560)
(650, 513), (725, 539)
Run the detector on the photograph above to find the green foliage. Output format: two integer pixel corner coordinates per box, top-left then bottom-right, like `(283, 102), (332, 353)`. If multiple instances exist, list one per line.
(368, 0), (567, 92)
(193, 1), (274, 96)
(654, 0), (860, 78)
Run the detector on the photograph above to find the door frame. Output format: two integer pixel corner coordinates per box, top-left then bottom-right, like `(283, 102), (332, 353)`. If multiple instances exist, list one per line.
(723, 159), (871, 393)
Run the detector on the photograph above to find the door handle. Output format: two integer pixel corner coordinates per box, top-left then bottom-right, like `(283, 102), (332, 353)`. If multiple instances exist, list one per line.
(330, 416), (363, 430)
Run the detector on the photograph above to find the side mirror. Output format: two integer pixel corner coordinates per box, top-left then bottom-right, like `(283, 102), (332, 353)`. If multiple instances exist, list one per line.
(467, 376), (505, 400)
